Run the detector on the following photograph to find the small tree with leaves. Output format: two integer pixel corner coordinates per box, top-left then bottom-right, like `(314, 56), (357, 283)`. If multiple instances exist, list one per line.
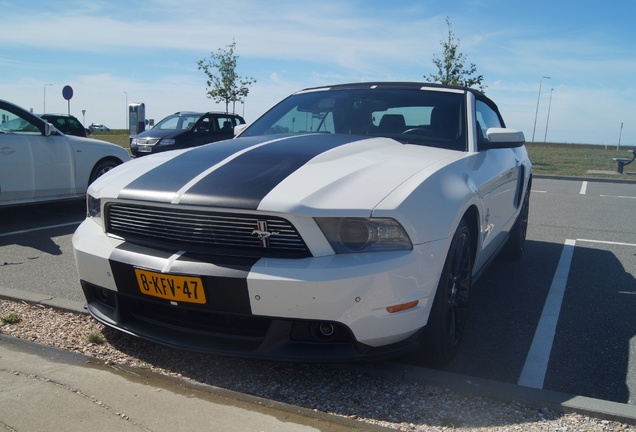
(427, 17), (485, 92)
(197, 41), (256, 114)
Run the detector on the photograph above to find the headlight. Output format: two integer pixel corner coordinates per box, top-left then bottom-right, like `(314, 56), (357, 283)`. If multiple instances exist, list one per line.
(315, 217), (412, 253)
(130, 138), (138, 145)
(159, 138), (176, 146)
(87, 194), (102, 226)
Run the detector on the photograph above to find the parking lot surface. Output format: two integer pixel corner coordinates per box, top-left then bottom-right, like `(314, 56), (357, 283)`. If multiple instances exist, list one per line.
(1, 177), (635, 405)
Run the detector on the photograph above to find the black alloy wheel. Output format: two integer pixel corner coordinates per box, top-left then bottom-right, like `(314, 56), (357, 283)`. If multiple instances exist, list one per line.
(422, 219), (473, 367)
(504, 184), (531, 260)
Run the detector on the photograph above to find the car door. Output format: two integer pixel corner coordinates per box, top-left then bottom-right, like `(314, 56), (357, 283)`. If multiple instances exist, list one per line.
(471, 100), (522, 257)
(0, 105), (73, 204)
(191, 115), (238, 147)
(214, 115), (239, 141)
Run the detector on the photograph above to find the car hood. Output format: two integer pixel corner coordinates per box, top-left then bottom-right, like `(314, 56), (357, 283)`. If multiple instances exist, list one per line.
(133, 128), (182, 140)
(65, 135), (131, 161)
(93, 134), (463, 215)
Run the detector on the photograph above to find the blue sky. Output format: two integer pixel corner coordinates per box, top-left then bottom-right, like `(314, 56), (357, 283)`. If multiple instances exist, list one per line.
(1, 0), (634, 146)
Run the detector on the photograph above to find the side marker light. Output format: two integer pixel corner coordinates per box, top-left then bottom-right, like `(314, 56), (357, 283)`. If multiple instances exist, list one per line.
(386, 300), (419, 313)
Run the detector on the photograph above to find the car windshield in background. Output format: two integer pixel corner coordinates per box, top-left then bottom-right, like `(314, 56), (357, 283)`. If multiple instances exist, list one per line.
(242, 87), (467, 151)
(153, 113), (202, 130)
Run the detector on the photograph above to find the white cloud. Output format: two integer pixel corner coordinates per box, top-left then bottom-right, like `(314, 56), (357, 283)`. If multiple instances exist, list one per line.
(1, 0), (634, 145)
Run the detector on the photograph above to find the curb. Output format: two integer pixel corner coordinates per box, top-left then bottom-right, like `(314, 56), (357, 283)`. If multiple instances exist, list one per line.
(534, 173), (636, 184)
(0, 286), (87, 315)
(2, 286), (636, 426)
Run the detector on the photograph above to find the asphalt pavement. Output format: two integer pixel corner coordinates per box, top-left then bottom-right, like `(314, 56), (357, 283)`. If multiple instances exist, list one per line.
(1, 287), (636, 430)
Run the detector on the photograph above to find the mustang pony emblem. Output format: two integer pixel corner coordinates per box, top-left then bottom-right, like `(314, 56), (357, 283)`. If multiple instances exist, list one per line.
(251, 221), (279, 248)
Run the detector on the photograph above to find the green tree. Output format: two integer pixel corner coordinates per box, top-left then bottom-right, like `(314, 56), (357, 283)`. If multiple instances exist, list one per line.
(197, 41), (256, 114)
(427, 17), (485, 92)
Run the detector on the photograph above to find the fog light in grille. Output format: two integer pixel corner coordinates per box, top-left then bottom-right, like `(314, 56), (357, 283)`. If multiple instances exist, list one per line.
(95, 288), (116, 308)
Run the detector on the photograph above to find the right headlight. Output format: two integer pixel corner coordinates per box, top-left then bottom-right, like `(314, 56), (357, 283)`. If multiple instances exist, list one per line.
(315, 217), (412, 253)
(86, 194), (102, 227)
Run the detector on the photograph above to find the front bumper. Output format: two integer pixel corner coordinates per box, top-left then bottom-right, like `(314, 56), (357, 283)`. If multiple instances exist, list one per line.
(73, 218), (448, 361)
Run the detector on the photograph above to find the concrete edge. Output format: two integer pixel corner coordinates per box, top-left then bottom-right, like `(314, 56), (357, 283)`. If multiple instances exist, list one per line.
(0, 286), (86, 314)
(350, 362), (636, 426)
(0, 334), (393, 432)
(2, 286), (636, 426)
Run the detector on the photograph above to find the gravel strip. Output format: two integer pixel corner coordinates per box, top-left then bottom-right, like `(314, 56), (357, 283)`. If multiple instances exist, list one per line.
(1, 298), (633, 432)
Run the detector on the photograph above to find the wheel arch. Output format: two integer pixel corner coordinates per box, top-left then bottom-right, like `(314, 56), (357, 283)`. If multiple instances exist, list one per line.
(88, 156), (125, 185)
(461, 204), (480, 268)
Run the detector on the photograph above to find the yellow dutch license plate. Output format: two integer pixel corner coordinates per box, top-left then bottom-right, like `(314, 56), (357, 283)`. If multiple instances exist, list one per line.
(135, 269), (206, 304)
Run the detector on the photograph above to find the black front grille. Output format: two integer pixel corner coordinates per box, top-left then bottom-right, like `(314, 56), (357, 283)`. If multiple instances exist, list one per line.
(105, 203), (310, 258)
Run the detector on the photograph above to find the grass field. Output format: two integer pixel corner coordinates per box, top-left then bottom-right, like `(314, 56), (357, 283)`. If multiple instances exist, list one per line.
(90, 130), (636, 179)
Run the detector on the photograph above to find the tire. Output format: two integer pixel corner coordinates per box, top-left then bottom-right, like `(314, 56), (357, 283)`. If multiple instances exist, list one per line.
(89, 159), (121, 185)
(503, 185), (530, 260)
(421, 219), (473, 368)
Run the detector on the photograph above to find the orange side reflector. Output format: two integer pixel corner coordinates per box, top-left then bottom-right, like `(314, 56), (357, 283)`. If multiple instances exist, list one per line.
(386, 300), (419, 313)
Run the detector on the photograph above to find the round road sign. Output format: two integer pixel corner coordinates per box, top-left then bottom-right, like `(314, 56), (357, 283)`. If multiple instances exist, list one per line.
(62, 85), (73, 100)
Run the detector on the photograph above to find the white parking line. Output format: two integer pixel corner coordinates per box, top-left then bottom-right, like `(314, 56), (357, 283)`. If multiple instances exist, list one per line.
(579, 181), (588, 195)
(518, 239), (576, 389)
(0, 221), (82, 237)
(577, 238), (636, 247)
(600, 195), (636, 199)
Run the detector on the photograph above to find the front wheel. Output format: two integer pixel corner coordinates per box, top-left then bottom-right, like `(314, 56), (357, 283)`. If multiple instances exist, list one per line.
(89, 159), (121, 185)
(421, 219), (473, 367)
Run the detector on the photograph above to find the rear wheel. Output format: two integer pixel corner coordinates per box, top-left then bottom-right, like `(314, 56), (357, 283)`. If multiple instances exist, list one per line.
(421, 219), (473, 367)
(503, 185), (530, 260)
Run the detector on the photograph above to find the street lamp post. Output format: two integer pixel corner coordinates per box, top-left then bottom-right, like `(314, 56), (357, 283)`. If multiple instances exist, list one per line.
(532, 76), (551, 142)
(43, 84), (53, 113)
(123, 91), (128, 131)
(544, 88), (553, 142)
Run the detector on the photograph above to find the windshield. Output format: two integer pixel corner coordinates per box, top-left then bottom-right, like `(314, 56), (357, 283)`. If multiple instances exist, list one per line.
(242, 87), (467, 151)
(154, 113), (202, 131)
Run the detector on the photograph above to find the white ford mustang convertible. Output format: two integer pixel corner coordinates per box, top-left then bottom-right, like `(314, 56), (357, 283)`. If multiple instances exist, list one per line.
(73, 82), (532, 366)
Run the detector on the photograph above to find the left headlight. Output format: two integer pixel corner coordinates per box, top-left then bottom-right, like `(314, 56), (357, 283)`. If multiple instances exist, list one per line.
(87, 194), (102, 226)
(315, 217), (412, 253)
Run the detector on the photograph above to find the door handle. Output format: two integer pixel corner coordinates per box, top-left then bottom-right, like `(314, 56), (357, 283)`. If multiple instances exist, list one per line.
(0, 147), (15, 155)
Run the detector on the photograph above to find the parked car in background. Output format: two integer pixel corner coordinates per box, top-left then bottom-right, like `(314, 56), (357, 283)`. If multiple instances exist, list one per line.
(0, 99), (130, 206)
(129, 111), (245, 157)
(89, 123), (110, 132)
(40, 113), (89, 137)
(73, 82), (531, 366)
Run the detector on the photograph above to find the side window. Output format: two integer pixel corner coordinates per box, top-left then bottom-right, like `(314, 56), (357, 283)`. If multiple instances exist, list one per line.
(182, 116), (199, 130)
(0, 108), (40, 134)
(475, 100), (502, 144)
(216, 116), (238, 133)
(197, 117), (212, 133)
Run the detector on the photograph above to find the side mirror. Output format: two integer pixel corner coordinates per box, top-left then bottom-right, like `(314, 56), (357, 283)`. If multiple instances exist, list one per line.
(482, 128), (525, 149)
(233, 124), (248, 137)
(43, 122), (55, 137)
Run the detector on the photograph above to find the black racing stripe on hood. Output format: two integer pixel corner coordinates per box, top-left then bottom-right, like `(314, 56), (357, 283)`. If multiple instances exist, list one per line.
(177, 134), (362, 209)
(118, 136), (269, 201)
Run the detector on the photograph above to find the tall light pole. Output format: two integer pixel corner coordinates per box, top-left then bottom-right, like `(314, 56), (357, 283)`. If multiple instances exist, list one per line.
(543, 88), (553, 142)
(43, 83), (53, 113)
(123, 91), (128, 131)
(532, 76), (550, 142)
